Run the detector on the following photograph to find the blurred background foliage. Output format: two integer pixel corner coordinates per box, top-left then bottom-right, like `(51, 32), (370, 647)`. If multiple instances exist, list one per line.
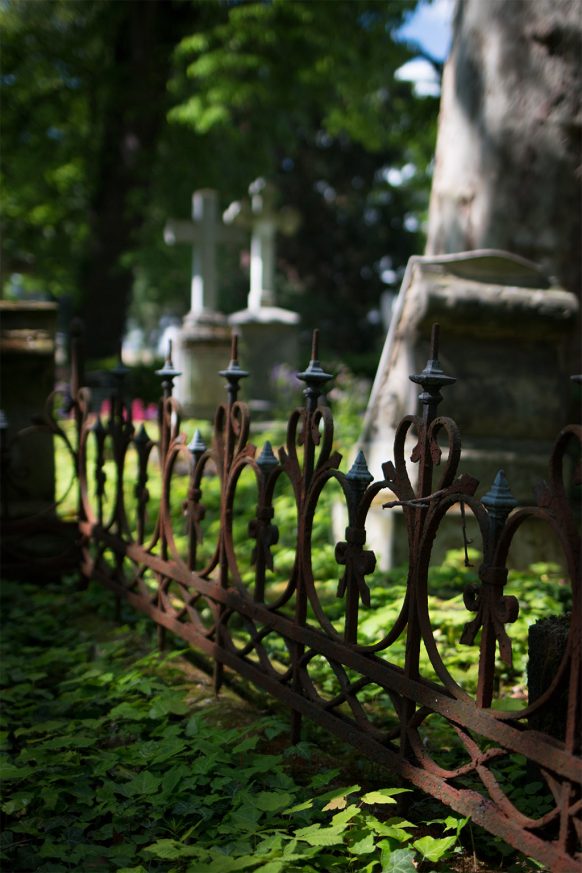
(1, 0), (440, 370)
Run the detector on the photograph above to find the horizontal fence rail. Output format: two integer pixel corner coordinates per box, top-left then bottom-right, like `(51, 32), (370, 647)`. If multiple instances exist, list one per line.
(1, 321), (580, 871)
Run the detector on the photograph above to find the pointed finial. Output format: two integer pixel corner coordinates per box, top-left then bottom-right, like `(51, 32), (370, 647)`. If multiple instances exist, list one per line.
(133, 423), (150, 448)
(347, 450), (374, 488)
(346, 449), (374, 505)
(409, 322), (455, 413)
(155, 339), (181, 397)
(256, 440), (279, 475)
(482, 469), (518, 515)
(297, 328), (334, 409)
(219, 332), (249, 404)
(187, 429), (207, 457)
(482, 469), (518, 536)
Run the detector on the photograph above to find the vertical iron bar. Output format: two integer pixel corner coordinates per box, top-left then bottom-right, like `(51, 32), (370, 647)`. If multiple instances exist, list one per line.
(155, 342), (181, 652)
(403, 324), (456, 756)
(478, 470), (518, 708)
(292, 329), (333, 742)
(216, 334), (248, 692)
(187, 429), (206, 571)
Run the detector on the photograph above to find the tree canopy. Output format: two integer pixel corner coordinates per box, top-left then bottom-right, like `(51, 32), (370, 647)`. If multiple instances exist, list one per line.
(1, 0), (439, 364)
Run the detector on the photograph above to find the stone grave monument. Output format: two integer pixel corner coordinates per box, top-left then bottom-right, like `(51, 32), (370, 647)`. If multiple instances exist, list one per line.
(225, 179), (300, 414)
(0, 301), (58, 517)
(360, 0), (581, 569)
(164, 189), (244, 418)
(360, 251), (579, 569)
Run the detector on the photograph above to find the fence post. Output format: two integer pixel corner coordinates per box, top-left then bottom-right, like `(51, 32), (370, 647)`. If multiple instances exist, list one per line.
(216, 334), (249, 693)
(155, 342), (182, 650)
(402, 324), (456, 758)
(292, 329), (334, 742)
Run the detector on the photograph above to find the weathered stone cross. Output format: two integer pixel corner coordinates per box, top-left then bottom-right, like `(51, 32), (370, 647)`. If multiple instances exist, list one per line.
(223, 178), (299, 312)
(164, 189), (243, 322)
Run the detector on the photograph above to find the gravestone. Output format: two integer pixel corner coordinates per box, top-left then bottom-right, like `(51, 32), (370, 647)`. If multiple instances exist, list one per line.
(225, 179), (300, 413)
(164, 189), (244, 418)
(0, 302), (57, 517)
(360, 251), (579, 569)
(362, 3), (581, 570)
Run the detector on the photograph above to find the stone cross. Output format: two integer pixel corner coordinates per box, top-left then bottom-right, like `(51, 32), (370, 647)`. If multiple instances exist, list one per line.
(223, 179), (299, 312)
(164, 189), (243, 321)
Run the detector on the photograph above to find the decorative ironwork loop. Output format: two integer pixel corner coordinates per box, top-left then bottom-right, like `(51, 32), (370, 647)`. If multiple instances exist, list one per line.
(335, 525), (376, 607)
(461, 566), (520, 668)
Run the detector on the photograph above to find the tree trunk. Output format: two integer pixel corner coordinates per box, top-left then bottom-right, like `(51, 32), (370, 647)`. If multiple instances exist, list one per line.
(426, 0), (582, 302)
(80, 1), (196, 360)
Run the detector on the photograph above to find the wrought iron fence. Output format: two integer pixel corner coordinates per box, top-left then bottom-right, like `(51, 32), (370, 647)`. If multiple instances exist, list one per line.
(1, 321), (580, 870)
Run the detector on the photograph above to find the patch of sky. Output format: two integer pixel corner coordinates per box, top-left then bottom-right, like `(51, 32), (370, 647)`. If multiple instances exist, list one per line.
(381, 269), (397, 284)
(395, 58), (442, 97)
(314, 180), (336, 203)
(316, 130), (333, 149)
(381, 163), (416, 187)
(403, 213), (420, 232)
(397, 0), (454, 62)
(379, 256), (398, 285)
(395, 0), (454, 97)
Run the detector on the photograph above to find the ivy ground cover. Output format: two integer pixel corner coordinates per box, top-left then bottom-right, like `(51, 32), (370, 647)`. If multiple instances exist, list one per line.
(2, 574), (539, 873)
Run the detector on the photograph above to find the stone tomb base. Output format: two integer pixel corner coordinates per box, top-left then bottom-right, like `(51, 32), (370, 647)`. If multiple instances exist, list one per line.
(228, 307), (299, 415)
(0, 302), (57, 517)
(174, 314), (232, 420)
(361, 251), (580, 570)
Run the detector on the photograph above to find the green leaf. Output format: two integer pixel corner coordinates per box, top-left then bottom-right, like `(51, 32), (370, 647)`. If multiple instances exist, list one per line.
(14, 720), (66, 737)
(185, 715), (200, 736)
(149, 737), (187, 764)
(2, 794), (33, 814)
(191, 855), (272, 872)
(348, 832), (375, 855)
(331, 804), (360, 828)
(367, 819), (415, 841)
(413, 834), (458, 863)
(294, 824), (345, 846)
(382, 847), (417, 873)
(117, 867), (148, 873)
(119, 770), (161, 797)
(109, 702), (148, 721)
(35, 734), (96, 750)
(361, 788), (409, 805)
(229, 806), (262, 833)
(148, 693), (189, 718)
(255, 790), (294, 812)
(321, 784), (361, 811)
(0, 762), (34, 781)
(309, 768), (340, 789)
(233, 735), (260, 753)
(284, 798), (314, 815)
(427, 814), (469, 835)
(145, 838), (200, 859)
(161, 763), (190, 795)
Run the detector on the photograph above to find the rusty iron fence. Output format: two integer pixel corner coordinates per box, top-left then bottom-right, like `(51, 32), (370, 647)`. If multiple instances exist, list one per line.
(1, 321), (580, 870)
